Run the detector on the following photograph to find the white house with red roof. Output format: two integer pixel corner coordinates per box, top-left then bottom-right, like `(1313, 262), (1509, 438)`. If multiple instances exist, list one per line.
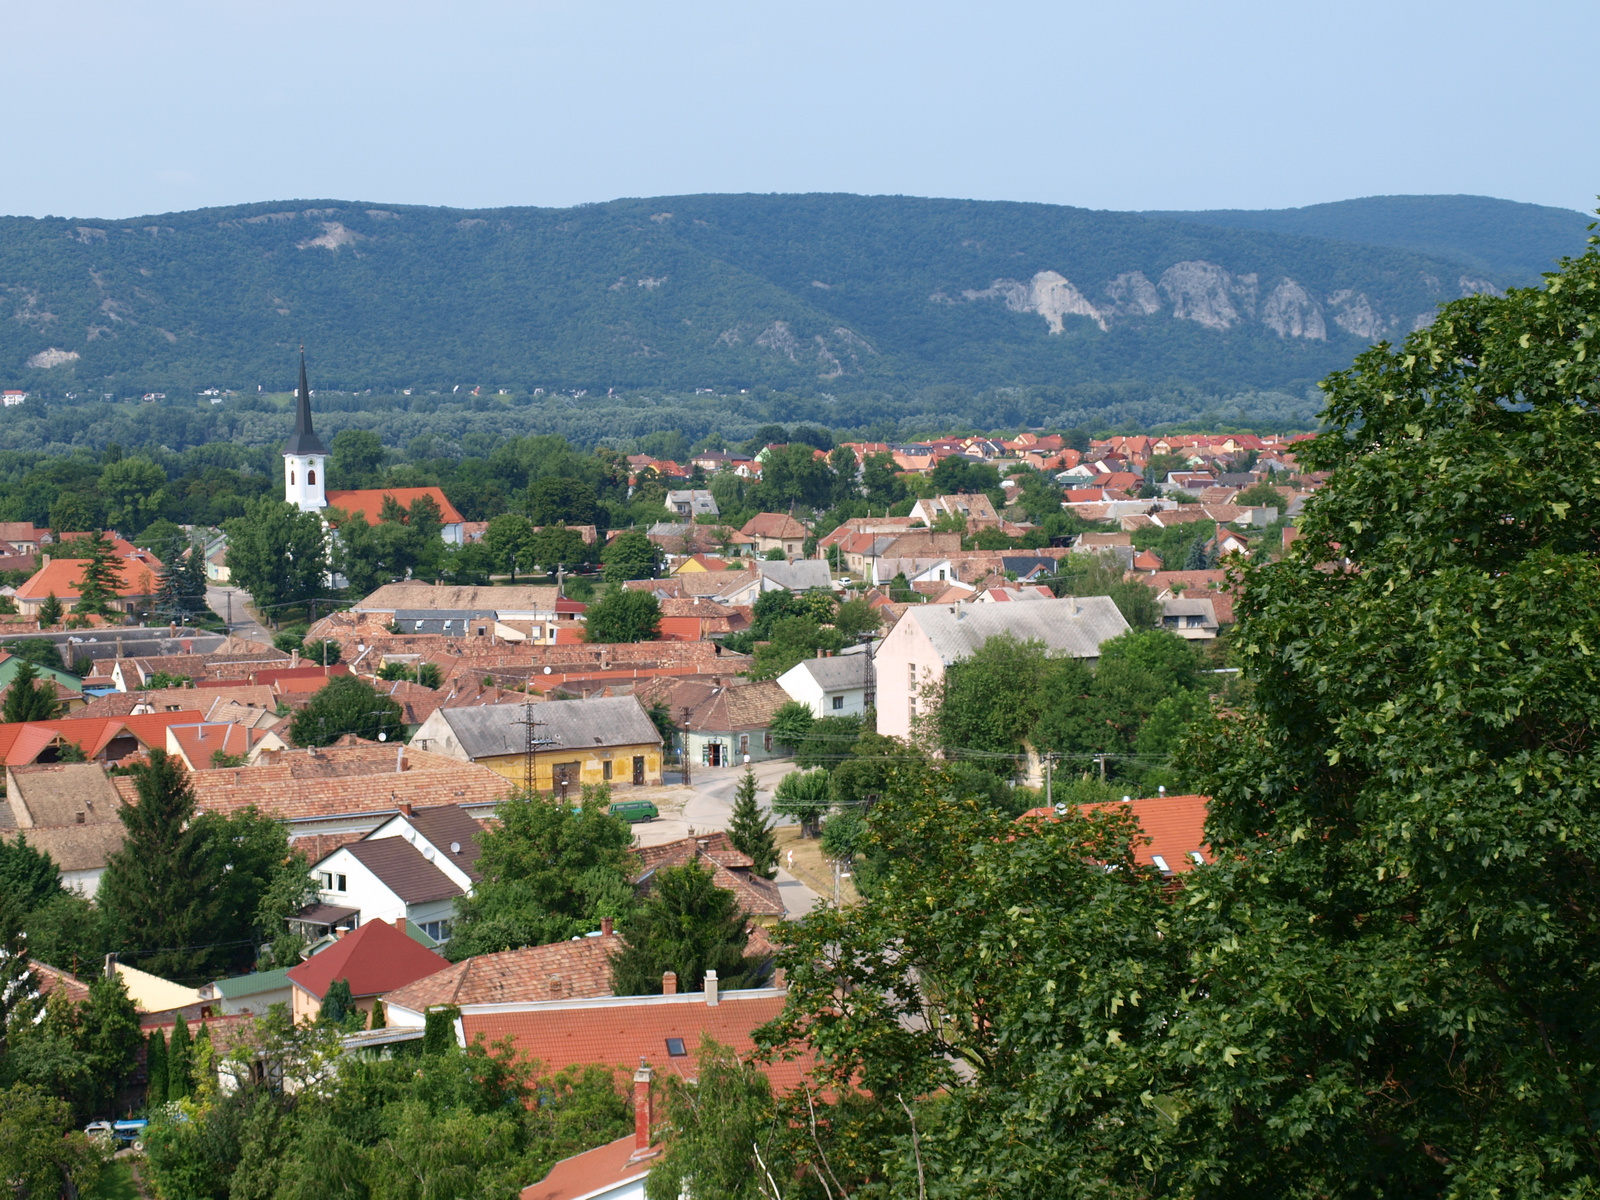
(285, 915), (446, 1023)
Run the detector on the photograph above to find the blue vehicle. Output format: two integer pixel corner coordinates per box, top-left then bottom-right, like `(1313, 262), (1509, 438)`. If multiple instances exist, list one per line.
(85, 1119), (149, 1151)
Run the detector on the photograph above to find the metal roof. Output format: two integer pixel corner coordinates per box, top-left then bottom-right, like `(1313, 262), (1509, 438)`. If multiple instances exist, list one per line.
(440, 695), (663, 760)
(900, 595), (1129, 665)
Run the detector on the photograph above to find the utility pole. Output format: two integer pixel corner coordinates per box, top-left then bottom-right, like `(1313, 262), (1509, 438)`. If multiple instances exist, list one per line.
(679, 706), (693, 787)
(513, 698), (553, 794)
(1045, 753), (1053, 807)
(1095, 753), (1107, 782)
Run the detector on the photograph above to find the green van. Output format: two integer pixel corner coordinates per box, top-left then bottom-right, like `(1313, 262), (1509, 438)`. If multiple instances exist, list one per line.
(609, 800), (659, 823)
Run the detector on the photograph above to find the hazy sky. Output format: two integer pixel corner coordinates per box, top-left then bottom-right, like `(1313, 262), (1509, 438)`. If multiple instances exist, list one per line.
(5, 0), (1595, 220)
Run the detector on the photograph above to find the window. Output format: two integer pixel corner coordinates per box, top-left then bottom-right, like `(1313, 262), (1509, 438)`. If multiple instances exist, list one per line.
(763, 731), (773, 752)
(832, 695), (845, 711)
(289, 470), (296, 485)
(739, 734), (749, 756)
(665, 1037), (687, 1057)
(307, 468), (316, 484)
(419, 919), (452, 942)
(602, 759), (613, 781)
(320, 872), (346, 892)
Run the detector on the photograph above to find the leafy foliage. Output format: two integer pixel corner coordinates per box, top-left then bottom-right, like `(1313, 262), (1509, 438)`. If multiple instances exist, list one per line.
(446, 787), (637, 960)
(726, 767), (778, 880)
(287, 675), (404, 746)
(583, 586), (661, 643)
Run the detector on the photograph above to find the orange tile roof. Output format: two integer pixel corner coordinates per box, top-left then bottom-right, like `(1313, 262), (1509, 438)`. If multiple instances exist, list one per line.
(739, 513), (808, 540)
(1020, 793), (1212, 874)
(15, 552), (163, 602)
(384, 932), (622, 1015)
(462, 990), (809, 1093)
(521, 1135), (653, 1200)
(0, 711), (204, 765)
(287, 917), (447, 1000)
(324, 487), (465, 528)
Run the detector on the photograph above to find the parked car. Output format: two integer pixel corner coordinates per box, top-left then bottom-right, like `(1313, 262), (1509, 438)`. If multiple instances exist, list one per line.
(608, 799), (659, 823)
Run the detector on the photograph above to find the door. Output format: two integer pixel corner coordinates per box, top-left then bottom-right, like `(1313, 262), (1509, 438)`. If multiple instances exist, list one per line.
(632, 756), (645, 785)
(553, 761), (580, 797)
(707, 742), (722, 767)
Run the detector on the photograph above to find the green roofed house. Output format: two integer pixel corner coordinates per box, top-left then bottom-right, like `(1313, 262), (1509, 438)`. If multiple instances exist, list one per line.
(0, 651), (84, 711)
(198, 967), (295, 1017)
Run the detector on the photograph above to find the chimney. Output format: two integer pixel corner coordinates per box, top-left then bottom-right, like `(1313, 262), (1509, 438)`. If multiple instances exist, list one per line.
(601, 916), (614, 937)
(291, 648), (300, 668)
(393, 917), (409, 935)
(399, 801), (414, 818)
(632, 1060), (654, 1154)
(704, 969), (719, 1007)
(335, 927), (348, 940)
(75, 810), (85, 825)
(662, 970), (677, 995)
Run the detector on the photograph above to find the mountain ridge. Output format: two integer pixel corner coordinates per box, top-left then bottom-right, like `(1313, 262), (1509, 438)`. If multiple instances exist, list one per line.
(1, 192), (1585, 405)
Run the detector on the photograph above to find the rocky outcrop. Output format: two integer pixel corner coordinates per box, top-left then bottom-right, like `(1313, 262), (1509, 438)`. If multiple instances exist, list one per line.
(25, 348), (79, 368)
(1261, 279), (1326, 340)
(295, 222), (363, 252)
(755, 321), (801, 361)
(1327, 290), (1385, 339)
(963, 271), (1107, 333)
(1159, 261), (1246, 330)
(1459, 276), (1504, 297)
(1103, 271), (1162, 316)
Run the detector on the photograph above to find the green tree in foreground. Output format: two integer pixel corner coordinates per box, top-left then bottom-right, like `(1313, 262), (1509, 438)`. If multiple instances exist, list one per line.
(288, 674), (404, 746)
(583, 585), (661, 643)
(0, 1084), (107, 1197)
(610, 859), (758, 995)
(446, 787), (636, 960)
(2, 659), (59, 723)
(725, 767), (777, 880)
(72, 531), (125, 618)
(223, 497), (329, 614)
(145, 1027), (168, 1106)
(600, 530), (659, 582)
(755, 234), (1600, 1196)
(644, 1039), (779, 1200)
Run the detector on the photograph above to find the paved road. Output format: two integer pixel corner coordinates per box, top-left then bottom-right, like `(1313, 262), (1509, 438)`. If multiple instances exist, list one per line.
(205, 584), (274, 647)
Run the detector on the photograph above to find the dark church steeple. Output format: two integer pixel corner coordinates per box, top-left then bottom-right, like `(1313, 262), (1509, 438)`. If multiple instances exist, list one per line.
(284, 346), (328, 457)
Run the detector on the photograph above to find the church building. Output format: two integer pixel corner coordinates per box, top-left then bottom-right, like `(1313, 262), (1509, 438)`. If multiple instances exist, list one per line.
(285, 355), (465, 545)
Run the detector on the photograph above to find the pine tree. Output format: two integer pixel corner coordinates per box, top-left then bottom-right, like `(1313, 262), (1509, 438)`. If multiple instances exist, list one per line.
(368, 999), (386, 1030)
(3, 660), (60, 723)
(321, 978), (354, 1025)
(96, 751), (215, 982)
(153, 550), (185, 623)
(727, 767), (778, 880)
(179, 541), (208, 616)
(37, 591), (62, 628)
(166, 1014), (191, 1100)
(145, 1028), (167, 1106)
(73, 532), (123, 618)
(191, 1023), (212, 1096)
(610, 859), (755, 995)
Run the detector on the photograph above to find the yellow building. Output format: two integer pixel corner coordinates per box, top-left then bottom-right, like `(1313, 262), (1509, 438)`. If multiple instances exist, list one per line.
(411, 696), (664, 792)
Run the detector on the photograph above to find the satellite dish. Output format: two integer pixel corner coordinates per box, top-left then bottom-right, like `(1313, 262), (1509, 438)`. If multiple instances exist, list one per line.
(378, 732), (387, 742)
(543, 666), (552, 675)
(450, 841), (461, 854)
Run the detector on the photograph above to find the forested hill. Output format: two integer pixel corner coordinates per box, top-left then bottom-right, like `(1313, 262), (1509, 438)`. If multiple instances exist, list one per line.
(1149, 194), (1592, 283)
(0, 193), (1584, 404)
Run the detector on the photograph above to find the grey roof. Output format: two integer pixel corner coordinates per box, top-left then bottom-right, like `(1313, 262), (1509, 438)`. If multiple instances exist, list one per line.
(1161, 598), (1219, 627)
(756, 560), (832, 591)
(345, 837), (464, 905)
(791, 655), (870, 691)
(209, 967), (293, 999)
(900, 595), (1130, 666)
(393, 609), (498, 622)
(1000, 556), (1060, 578)
(441, 695), (663, 759)
(407, 805), (484, 882)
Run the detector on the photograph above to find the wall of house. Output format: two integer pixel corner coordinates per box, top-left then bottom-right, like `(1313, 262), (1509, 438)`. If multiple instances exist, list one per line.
(475, 745), (663, 791)
(62, 865), (105, 898)
(872, 618), (942, 740)
(685, 729), (781, 768)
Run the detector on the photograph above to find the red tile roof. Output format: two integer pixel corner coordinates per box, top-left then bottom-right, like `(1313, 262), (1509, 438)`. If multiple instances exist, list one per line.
(286, 917), (447, 1000)
(739, 513), (808, 540)
(324, 487), (465, 527)
(0, 711), (205, 765)
(1020, 793), (1211, 874)
(462, 990), (808, 1092)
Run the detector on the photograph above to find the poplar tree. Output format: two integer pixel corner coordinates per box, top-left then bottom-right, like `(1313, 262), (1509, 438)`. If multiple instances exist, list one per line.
(166, 1015), (191, 1101)
(145, 1028), (167, 1106)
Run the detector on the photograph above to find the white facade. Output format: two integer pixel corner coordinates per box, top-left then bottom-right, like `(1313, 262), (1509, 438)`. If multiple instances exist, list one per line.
(308, 813), (478, 943)
(284, 451), (326, 512)
(776, 656), (870, 720)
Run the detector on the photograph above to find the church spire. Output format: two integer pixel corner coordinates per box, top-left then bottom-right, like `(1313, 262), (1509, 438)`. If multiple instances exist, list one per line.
(284, 344), (328, 457)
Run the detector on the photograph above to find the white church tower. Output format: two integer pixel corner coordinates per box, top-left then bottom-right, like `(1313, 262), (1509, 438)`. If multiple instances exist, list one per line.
(284, 348), (328, 512)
